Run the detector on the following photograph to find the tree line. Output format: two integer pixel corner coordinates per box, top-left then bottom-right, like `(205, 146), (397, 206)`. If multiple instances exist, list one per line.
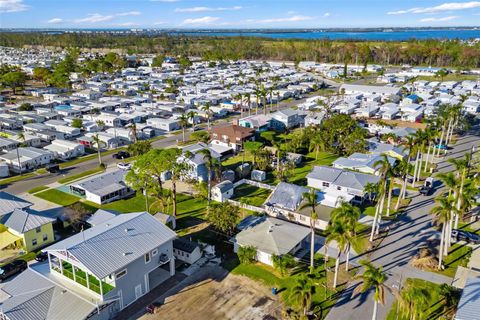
(2, 33), (480, 68)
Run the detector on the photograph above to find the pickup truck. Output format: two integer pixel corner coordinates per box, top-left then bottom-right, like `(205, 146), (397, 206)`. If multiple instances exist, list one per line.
(0, 260), (27, 282)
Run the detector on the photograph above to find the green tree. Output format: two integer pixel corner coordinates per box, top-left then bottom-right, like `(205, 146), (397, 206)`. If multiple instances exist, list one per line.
(91, 134), (105, 166)
(152, 55), (165, 67)
(290, 274), (316, 316)
(207, 202), (239, 236)
(126, 140), (151, 156)
(71, 118), (83, 129)
(18, 103), (33, 111)
(164, 148), (191, 218)
(1, 71), (27, 94)
(244, 141), (263, 166)
(271, 254), (295, 276)
(32, 67), (52, 85)
(430, 196), (456, 269)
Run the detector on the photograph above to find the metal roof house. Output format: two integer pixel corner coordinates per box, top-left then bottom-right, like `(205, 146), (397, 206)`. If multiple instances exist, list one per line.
(332, 152), (397, 176)
(307, 165), (380, 207)
(233, 216), (310, 266)
(39, 212), (177, 314)
(69, 170), (134, 205)
(455, 275), (480, 320)
(0, 268), (105, 320)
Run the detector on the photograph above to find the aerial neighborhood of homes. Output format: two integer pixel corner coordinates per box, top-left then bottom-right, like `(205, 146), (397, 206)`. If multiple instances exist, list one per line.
(0, 46), (479, 320)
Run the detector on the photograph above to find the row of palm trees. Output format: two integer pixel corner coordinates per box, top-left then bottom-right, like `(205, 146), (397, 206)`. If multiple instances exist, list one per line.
(430, 153), (479, 269)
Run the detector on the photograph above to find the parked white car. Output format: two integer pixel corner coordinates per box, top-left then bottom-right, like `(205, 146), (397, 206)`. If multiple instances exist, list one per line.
(117, 162), (132, 170)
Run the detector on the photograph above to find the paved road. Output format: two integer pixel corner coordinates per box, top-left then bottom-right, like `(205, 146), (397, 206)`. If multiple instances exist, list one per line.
(2, 90), (325, 195)
(326, 127), (480, 320)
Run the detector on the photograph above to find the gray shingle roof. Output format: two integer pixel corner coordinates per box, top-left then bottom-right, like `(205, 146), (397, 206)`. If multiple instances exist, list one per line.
(235, 217), (310, 255)
(0, 268), (97, 320)
(45, 212), (177, 278)
(2, 209), (55, 234)
(268, 182), (308, 211)
(72, 170), (127, 196)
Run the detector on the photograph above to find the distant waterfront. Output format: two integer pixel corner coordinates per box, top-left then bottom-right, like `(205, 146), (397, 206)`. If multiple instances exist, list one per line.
(173, 29), (480, 41)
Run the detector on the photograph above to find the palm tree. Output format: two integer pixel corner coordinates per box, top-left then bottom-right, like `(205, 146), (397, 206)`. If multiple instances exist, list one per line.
(201, 103), (212, 131)
(449, 154), (471, 228)
(187, 110), (197, 132)
(398, 281), (431, 320)
(309, 131), (326, 160)
(95, 120), (105, 130)
(199, 149), (220, 208)
(395, 158), (411, 211)
(244, 92), (251, 116)
(411, 129), (426, 186)
(92, 134), (105, 166)
(364, 182), (379, 203)
(128, 122), (137, 143)
(371, 154), (393, 240)
(354, 260), (389, 320)
(179, 114), (188, 142)
(430, 196), (455, 269)
(299, 189), (318, 272)
(290, 275), (315, 316)
(327, 221), (355, 287)
(15, 133), (26, 175)
(437, 172), (459, 250)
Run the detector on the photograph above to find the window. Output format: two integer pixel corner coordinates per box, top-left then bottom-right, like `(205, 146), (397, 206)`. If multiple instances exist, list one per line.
(36, 227), (41, 233)
(186, 253), (190, 258)
(115, 269), (127, 279)
(322, 182), (329, 187)
(145, 252), (151, 263)
(337, 186), (342, 191)
(152, 249), (158, 256)
(32, 239), (37, 246)
(43, 234), (48, 241)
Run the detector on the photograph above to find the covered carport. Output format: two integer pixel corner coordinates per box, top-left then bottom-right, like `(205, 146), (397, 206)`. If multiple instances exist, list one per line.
(0, 231), (23, 262)
(148, 264), (171, 292)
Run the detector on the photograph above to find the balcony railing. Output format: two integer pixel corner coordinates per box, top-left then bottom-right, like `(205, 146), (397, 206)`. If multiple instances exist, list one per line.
(53, 261), (114, 295)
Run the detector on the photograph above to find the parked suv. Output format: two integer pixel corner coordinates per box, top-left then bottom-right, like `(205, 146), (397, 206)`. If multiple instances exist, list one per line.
(451, 229), (480, 244)
(0, 260), (27, 282)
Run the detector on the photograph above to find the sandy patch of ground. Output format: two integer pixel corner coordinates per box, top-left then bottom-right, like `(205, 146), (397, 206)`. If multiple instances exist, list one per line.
(140, 266), (282, 320)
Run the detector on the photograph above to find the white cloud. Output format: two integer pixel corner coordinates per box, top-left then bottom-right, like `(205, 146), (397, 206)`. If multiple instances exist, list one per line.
(182, 16), (220, 25)
(74, 11), (141, 24)
(75, 13), (114, 23)
(115, 22), (140, 27)
(47, 18), (63, 24)
(388, 1), (480, 14)
(175, 6), (242, 13)
(0, 0), (29, 13)
(116, 11), (141, 17)
(419, 15), (459, 22)
(323, 12), (331, 17)
(254, 15), (313, 23)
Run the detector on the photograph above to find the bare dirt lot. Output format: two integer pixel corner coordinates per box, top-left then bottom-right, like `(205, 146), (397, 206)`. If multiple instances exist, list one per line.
(140, 265), (283, 320)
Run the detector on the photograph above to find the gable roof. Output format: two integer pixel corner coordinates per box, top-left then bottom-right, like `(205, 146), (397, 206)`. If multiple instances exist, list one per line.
(2, 209), (55, 234)
(72, 170), (127, 196)
(267, 182), (307, 211)
(0, 192), (32, 217)
(210, 124), (254, 140)
(306, 166), (380, 191)
(0, 268), (97, 320)
(85, 209), (120, 226)
(235, 217), (310, 255)
(45, 212), (176, 278)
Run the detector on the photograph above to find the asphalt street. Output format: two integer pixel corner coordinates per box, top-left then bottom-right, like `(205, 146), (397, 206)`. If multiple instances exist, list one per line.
(326, 126), (480, 320)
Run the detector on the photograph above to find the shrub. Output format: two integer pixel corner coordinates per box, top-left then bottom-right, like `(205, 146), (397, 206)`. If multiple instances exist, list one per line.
(237, 245), (257, 265)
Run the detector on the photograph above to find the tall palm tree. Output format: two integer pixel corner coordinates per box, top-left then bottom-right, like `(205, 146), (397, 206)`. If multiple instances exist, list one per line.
(201, 103), (212, 131)
(128, 122), (137, 143)
(411, 129), (426, 186)
(330, 202), (360, 272)
(449, 154), (471, 228)
(437, 172), (459, 250)
(371, 154), (393, 240)
(354, 260), (389, 320)
(92, 134), (105, 166)
(179, 114), (188, 142)
(199, 149), (220, 208)
(395, 158), (411, 211)
(309, 131), (326, 160)
(364, 182), (379, 203)
(299, 189), (318, 272)
(430, 196), (455, 269)
(187, 110), (197, 132)
(290, 275), (315, 316)
(95, 120), (105, 130)
(15, 133), (26, 175)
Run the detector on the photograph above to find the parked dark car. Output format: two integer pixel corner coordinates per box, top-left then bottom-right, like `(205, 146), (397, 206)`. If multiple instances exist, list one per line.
(452, 229), (480, 244)
(419, 186), (432, 196)
(35, 252), (48, 262)
(46, 164), (60, 173)
(112, 151), (130, 160)
(0, 260), (27, 282)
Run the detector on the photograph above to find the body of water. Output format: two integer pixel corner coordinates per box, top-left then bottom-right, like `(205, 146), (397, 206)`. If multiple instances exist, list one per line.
(172, 29), (480, 41)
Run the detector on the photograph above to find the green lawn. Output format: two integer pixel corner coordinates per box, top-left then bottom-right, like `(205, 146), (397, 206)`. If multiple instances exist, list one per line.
(387, 278), (459, 320)
(0, 172), (36, 186)
(435, 243), (472, 278)
(27, 185), (49, 194)
(226, 255), (348, 319)
(232, 184), (271, 207)
(58, 167), (105, 184)
(35, 189), (80, 206)
(58, 149), (120, 169)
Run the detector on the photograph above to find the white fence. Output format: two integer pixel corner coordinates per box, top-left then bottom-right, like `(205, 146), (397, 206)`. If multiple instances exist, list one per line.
(227, 199), (265, 213)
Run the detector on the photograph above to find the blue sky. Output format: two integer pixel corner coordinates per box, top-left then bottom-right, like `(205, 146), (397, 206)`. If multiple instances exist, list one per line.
(1, 0), (480, 28)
